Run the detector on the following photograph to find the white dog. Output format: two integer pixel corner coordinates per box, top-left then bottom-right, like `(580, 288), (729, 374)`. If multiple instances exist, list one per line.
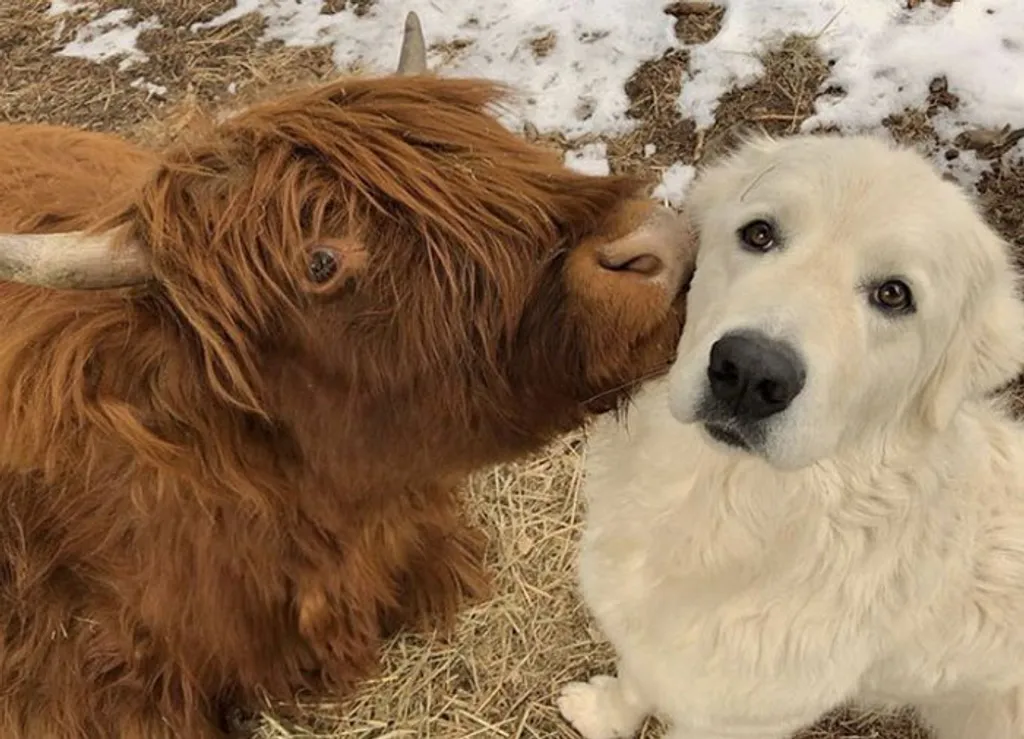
(556, 133), (1024, 739)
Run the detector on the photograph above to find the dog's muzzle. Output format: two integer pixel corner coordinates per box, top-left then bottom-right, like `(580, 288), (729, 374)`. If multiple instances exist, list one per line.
(699, 330), (806, 448)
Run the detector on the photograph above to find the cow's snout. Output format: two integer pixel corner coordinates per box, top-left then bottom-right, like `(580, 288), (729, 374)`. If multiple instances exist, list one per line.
(597, 206), (696, 294)
(707, 330), (806, 421)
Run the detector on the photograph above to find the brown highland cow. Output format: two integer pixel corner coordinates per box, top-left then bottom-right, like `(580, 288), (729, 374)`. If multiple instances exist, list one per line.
(0, 13), (695, 738)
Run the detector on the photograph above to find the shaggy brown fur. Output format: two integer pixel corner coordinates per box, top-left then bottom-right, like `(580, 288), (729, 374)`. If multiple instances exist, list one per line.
(0, 76), (690, 738)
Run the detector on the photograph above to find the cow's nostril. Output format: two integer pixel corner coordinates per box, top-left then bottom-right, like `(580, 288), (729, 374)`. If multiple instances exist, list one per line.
(598, 253), (664, 277)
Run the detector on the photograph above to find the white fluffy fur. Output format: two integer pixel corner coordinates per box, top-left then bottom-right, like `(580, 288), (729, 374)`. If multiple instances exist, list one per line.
(557, 133), (1024, 739)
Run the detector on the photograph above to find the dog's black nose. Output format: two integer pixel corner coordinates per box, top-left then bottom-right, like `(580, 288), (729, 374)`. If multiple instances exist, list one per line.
(707, 331), (806, 420)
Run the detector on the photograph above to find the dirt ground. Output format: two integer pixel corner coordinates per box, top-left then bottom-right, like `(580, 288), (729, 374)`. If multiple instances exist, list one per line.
(3, 1), (1023, 737)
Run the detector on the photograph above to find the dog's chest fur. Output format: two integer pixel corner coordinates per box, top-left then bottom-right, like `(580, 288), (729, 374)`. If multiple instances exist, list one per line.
(577, 380), (1024, 723)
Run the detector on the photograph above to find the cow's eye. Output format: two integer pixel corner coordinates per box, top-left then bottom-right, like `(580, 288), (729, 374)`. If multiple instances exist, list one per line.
(308, 249), (339, 284)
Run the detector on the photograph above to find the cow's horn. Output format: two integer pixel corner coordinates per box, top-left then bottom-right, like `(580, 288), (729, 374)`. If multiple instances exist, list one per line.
(0, 228), (152, 290)
(396, 11), (427, 75)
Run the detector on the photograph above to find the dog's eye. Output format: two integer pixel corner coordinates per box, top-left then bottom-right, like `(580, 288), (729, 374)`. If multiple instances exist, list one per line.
(870, 280), (914, 314)
(738, 220), (775, 252)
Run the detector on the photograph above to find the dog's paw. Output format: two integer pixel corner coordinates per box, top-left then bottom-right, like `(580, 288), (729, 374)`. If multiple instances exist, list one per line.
(557, 676), (640, 739)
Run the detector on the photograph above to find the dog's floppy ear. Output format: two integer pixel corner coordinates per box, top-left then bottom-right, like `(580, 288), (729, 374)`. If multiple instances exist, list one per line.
(920, 226), (1024, 431)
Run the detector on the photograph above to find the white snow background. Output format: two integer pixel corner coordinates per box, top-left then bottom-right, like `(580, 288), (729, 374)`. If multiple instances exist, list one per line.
(45, 0), (1024, 203)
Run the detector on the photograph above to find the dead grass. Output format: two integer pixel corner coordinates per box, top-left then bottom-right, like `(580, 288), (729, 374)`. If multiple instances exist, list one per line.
(796, 708), (927, 739)
(597, 30), (828, 191)
(0, 0), (162, 133)
(981, 160), (1024, 256)
(700, 34), (829, 153)
(0, 0), (337, 139)
(664, 2), (726, 45)
(431, 38), (475, 68)
(3, 1), (1023, 738)
(605, 49), (696, 180)
(529, 31), (557, 60)
(597, 1), (727, 183)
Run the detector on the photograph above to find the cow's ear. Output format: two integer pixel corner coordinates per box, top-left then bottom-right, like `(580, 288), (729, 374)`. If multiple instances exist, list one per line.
(302, 237), (367, 296)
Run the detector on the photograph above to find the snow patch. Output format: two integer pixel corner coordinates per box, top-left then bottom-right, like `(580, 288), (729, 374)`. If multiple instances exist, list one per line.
(130, 77), (168, 99)
(191, 0), (680, 137)
(651, 162), (696, 208)
(564, 142), (611, 176)
(677, 0), (1024, 163)
(56, 8), (160, 71)
(44, 0), (1024, 193)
